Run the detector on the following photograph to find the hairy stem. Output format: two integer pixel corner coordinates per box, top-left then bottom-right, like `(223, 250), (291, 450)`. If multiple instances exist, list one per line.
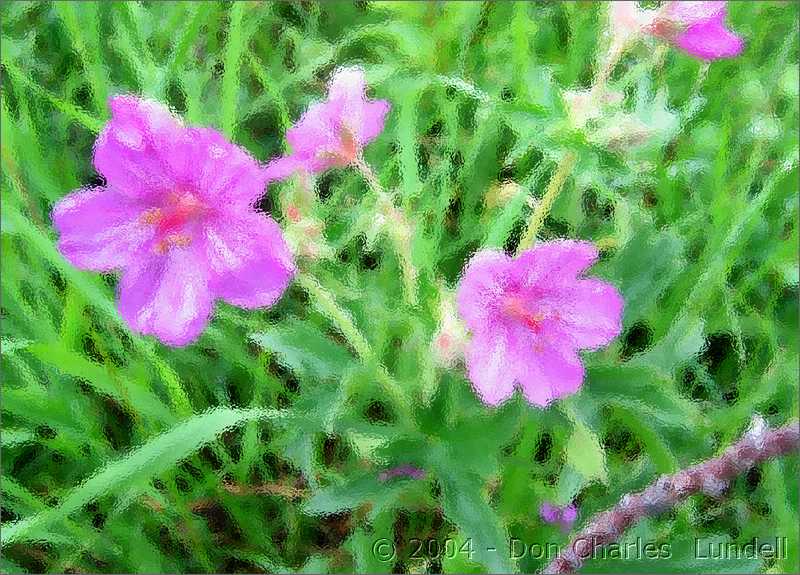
(542, 418), (800, 574)
(515, 13), (645, 255)
(297, 273), (372, 359)
(353, 157), (419, 306)
(296, 272), (413, 420)
(517, 152), (577, 254)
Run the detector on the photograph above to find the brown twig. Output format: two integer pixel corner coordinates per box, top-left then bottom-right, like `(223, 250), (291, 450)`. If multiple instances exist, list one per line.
(542, 417), (800, 574)
(222, 480), (306, 500)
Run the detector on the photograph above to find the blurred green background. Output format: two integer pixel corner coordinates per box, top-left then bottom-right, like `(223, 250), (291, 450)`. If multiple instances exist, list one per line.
(1, 1), (798, 573)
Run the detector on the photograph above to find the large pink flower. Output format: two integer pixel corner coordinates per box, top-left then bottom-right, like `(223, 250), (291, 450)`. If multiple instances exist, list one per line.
(53, 95), (296, 346)
(650, 1), (744, 60)
(456, 241), (623, 407)
(264, 67), (390, 179)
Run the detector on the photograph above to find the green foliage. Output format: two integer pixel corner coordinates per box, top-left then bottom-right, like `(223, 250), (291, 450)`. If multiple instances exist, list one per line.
(1, 1), (798, 573)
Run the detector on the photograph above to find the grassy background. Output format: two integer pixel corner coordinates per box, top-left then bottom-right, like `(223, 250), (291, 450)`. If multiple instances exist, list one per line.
(1, 1), (798, 573)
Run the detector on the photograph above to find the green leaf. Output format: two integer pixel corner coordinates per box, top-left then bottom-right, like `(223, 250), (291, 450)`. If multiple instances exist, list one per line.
(603, 209), (685, 328)
(2, 407), (283, 545)
(439, 472), (514, 574)
(220, 1), (245, 137)
(586, 365), (705, 433)
(26, 342), (174, 424)
(0, 429), (35, 448)
(565, 419), (608, 485)
(251, 318), (354, 382)
(632, 315), (705, 377)
(303, 470), (410, 521)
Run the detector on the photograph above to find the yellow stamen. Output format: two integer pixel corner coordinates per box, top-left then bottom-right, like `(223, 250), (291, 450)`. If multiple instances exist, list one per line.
(140, 207), (163, 224)
(154, 233), (192, 255)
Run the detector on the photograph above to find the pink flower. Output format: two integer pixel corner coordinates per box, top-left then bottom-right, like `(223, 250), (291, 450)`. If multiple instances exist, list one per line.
(264, 67), (390, 179)
(378, 464), (426, 483)
(649, 1), (744, 60)
(540, 502), (578, 531)
(53, 95), (295, 346)
(456, 241), (623, 407)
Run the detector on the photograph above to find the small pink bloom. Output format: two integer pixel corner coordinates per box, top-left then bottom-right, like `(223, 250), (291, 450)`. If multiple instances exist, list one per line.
(650, 1), (744, 60)
(456, 241), (623, 407)
(540, 502), (578, 531)
(264, 67), (390, 178)
(431, 290), (469, 368)
(53, 95), (295, 346)
(378, 464), (426, 483)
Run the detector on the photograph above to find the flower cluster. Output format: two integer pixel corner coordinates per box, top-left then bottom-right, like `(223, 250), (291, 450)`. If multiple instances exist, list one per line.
(54, 68), (387, 347)
(53, 3), (743, 408)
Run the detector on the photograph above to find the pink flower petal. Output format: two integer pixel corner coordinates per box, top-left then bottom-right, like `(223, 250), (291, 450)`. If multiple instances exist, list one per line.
(204, 213), (296, 309)
(284, 99), (344, 173)
(561, 504), (578, 525)
(183, 127), (268, 208)
(360, 99), (391, 145)
(513, 240), (599, 288)
(664, 1), (726, 25)
(539, 502), (561, 523)
(456, 250), (512, 328)
(328, 67), (368, 104)
(517, 342), (585, 407)
(328, 67), (391, 145)
(542, 278), (624, 350)
(93, 96), (186, 200)
(675, 12), (744, 60)
(464, 333), (517, 406)
(263, 155), (307, 182)
(52, 187), (153, 271)
(117, 247), (214, 347)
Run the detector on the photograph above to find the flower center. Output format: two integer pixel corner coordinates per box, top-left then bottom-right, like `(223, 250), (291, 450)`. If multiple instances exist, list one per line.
(338, 123), (360, 162)
(502, 296), (544, 332)
(141, 192), (206, 254)
(316, 123), (360, 166)
(646, 18), (682, 41)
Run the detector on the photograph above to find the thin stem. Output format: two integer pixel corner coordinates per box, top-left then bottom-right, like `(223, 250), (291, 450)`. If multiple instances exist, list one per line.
(513, 15), (637, 256)
(297, 273), (372, 360)
(516, 152), (577, 254)
(353, 156), (384, 196)
(353, 157), (419, 306)
(296, 272), (413, 420)
(542, 418), (800, 574)
(593, 38), (625, 94)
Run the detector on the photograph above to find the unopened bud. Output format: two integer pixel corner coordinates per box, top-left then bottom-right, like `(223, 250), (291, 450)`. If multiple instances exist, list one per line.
(286, 204), (302, 223)
(285, 215), (332, 261)
(563, 89), (625, 130)
(431, 290), (468, 368)
(608, 1), (656, 45)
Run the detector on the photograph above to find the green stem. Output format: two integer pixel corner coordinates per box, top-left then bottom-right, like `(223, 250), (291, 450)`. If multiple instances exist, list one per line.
(297, 273), (371, 360)
(353, 158), (419, 306)
(516, 152), (577, 254)
(296, 273), (414, 419)
(513, 15), (639, 255)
